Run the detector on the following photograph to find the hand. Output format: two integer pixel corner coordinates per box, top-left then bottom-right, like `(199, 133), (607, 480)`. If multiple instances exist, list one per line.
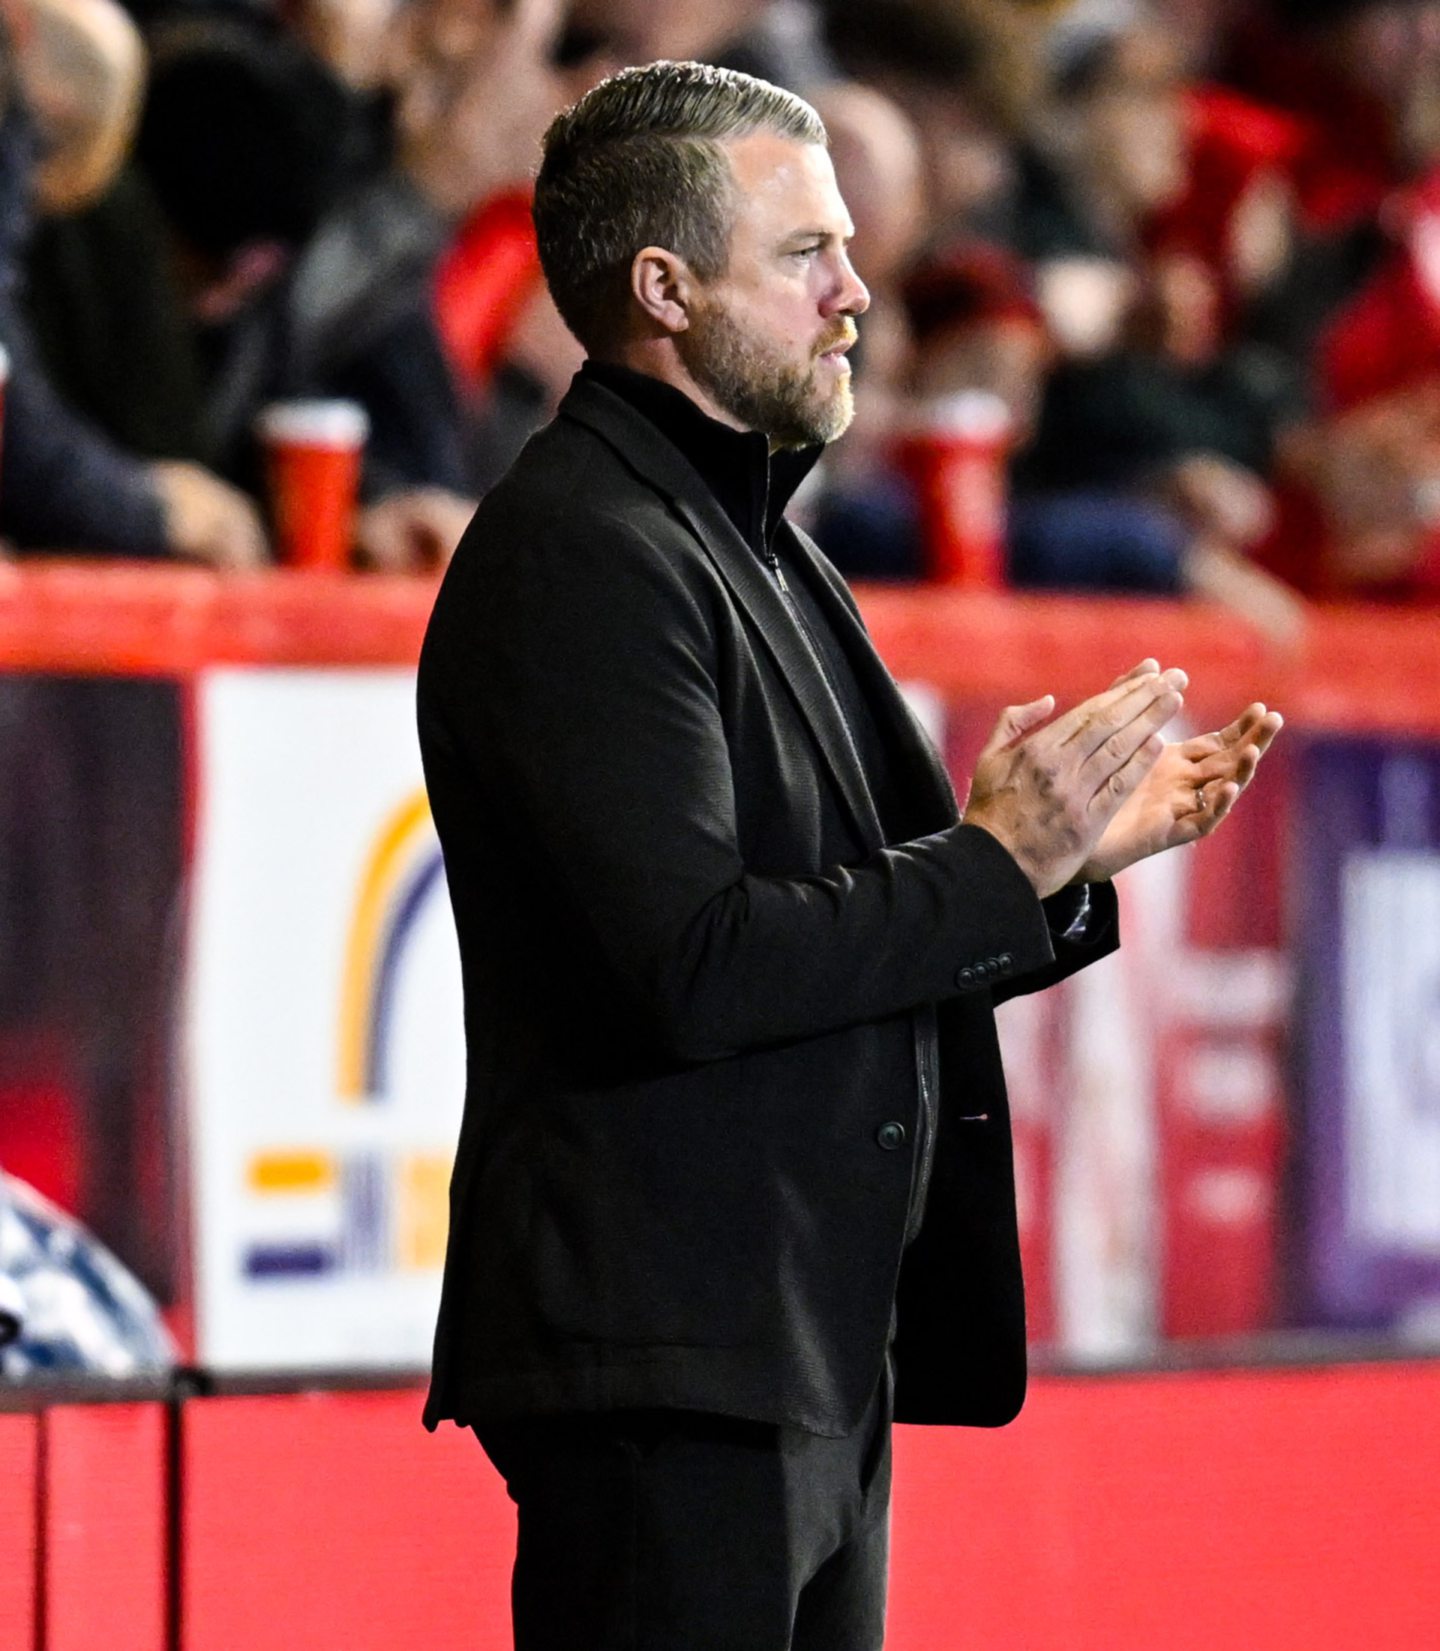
(355, 487), (475, 572)
(394, 0), (565, 217)
(148, 461), (269, 569)
(1077, 697), (1285, 883)
(1169, 453), (1275, 547)
(964, 660), (1187, 899)
(1182, 538), (1307, 649)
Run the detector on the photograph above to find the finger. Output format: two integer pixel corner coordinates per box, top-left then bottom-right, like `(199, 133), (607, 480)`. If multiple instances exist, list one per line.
(1184, 741), (1265, 788)
(1090, 728), (1167, 820)
(1155, 775), (1235, 851)
(1076, 684), (1187, 797)
(1232, 744), (1263, 789)
(1107, 658), (1160, 690)
(978, 695), (1055, 762)
(1251, 710), (1284, 755)
(1211, 712), (1283, 779)
(1176, 778), (1241, 840)
(1212, 702), (1267, 745)
(1055, 667), (1188, 756)
(1213, 703), (1283, 752)
(1208, 780), (1242, 825)
(1053, 669), (1163, 746)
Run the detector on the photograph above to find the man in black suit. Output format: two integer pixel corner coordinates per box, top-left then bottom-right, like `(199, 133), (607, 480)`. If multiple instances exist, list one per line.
(418, 60), (1281, 1651)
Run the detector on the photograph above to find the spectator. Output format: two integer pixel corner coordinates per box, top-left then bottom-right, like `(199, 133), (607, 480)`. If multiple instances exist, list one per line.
(1219, 0), (1440, 237)
(826, 0), (1045, 247)
(0, 0), (266, 562)
(417, 0), (608, 492)
(290, 0), (570, 384)
(17, 0), (142, 213)
(7, 0), (1415, 609)
(1012, 4), (1304, 631)
(133, 0), (590, 567)
(1258, 168), (1440, 599)
(132, 11), (461, 567)
(808, 79), (931, 576)
(23, 0), (210, 463)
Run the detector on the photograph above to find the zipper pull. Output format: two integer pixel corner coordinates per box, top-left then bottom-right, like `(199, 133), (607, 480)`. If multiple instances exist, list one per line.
(765, 550), (790, 593)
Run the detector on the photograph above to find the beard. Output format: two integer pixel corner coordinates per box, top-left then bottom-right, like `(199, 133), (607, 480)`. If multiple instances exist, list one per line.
(676, 295), (856, 449)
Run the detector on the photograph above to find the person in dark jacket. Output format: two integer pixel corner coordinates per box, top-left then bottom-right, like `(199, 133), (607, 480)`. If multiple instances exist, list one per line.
(135, 8), (479, 567)
(417, 61), (1282, 1651)
(0, 1), (264, 562)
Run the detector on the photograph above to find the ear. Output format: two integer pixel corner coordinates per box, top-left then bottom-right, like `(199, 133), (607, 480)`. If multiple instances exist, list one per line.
(629, 245), (694, 335)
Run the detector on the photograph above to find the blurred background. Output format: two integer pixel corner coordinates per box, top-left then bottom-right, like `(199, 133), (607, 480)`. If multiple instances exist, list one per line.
(1, 2), (1439, 1647)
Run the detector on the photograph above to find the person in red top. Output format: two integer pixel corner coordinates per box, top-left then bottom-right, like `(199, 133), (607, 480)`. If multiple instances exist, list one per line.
(1259, 167), (1440, 599)
(1218, 0), (1440, 236)
(1141, 83), (1302, 360)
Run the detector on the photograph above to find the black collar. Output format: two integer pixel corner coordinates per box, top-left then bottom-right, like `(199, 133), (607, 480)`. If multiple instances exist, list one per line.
(580, 361), (822, 559)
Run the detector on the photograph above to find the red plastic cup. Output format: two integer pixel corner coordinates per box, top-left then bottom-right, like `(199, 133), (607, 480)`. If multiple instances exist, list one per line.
(895, 391), (1013, 587)
(257, 399), (369, 569)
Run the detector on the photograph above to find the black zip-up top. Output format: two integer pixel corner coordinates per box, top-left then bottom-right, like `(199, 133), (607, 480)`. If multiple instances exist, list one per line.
(580, 361), (937, 1240)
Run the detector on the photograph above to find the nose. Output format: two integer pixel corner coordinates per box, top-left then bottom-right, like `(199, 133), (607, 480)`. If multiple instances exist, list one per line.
(826, 251), (870, 318)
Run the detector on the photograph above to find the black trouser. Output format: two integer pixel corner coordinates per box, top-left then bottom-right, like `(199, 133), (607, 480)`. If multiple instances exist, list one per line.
(475, 1358), (893, 1650)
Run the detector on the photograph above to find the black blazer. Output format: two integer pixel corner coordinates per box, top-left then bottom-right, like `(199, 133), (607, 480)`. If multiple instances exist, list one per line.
(418, 375), (1118, 1438)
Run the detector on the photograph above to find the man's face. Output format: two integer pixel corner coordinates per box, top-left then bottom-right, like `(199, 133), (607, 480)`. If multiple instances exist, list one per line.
(676, 132), (870, 449)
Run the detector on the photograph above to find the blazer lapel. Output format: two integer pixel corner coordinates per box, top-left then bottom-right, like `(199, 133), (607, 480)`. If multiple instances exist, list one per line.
(562, 379), (885, 851)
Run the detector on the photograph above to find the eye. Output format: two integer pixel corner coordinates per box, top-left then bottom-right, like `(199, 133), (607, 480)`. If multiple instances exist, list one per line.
(789, 245), (822, 261)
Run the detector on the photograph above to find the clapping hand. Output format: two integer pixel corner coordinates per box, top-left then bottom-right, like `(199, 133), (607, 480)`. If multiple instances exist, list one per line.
(964, 662), (1188, 897)
(1076, 678), (1283, 883)
(964, 659), (1282, 898)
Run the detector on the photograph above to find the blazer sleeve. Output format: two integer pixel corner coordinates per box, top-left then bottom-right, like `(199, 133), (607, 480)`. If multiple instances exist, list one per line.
(428, 503), (1059, 1062)
(989, 882), (1120, 1006)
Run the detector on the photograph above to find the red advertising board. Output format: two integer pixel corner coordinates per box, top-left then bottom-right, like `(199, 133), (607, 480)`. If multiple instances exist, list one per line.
(181, 1389), (514, 1651)
(889, 1361), (1440, 1651)
(166, 1364), (1440, 1650)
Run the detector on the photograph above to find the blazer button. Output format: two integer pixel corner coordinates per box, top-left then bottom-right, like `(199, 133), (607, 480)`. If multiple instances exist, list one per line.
(875, 1121), (907, 1151)
(955, 965), (977, 988)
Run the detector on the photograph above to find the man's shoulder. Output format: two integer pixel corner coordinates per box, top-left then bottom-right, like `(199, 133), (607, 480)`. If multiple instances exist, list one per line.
(421, 411), (715, 688)
(456, 410), (694, 574)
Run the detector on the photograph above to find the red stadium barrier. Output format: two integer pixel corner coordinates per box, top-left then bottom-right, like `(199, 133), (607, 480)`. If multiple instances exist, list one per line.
(0, 1413), (38, 1651)
(42, 1403), (168, 1651)
(1, 562), (1439, 733)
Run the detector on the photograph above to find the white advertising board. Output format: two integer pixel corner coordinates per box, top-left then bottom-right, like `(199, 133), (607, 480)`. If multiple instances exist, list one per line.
(186, 669), (464, 1369)
(1344, 848), (1440, 1251)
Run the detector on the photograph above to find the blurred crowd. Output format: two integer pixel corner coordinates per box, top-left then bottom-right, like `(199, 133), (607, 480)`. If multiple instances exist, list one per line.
(1, 0), (1439, 617)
